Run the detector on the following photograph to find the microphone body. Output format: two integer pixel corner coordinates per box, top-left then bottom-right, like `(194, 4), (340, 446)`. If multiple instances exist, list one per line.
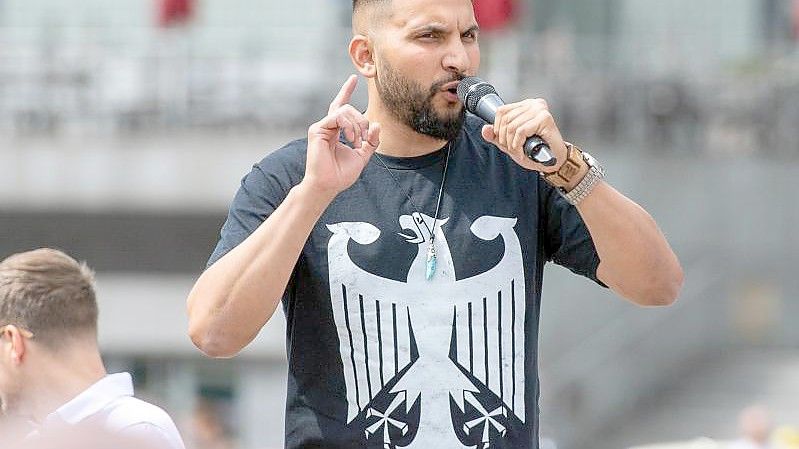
(457, 77), (557, 166)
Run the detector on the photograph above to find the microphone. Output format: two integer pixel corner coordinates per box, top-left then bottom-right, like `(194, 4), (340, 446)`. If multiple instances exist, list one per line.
(457, 77), (557, 166)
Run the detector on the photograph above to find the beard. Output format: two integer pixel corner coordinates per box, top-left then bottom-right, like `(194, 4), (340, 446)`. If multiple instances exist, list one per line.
(375, 60), (466, 142)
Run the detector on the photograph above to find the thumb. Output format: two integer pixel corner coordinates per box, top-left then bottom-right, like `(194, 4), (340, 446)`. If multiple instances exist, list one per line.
(359, 122), (381, 158)
(482, 124), (499, 146)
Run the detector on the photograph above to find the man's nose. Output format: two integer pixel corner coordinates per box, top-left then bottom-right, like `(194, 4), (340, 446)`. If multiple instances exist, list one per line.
(442, 38), (471, 74)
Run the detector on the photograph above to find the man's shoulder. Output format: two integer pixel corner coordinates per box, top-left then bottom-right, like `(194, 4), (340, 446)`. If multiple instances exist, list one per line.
(101, 396), (182, 437)
(255, 137), (309, 174)
(234, 137), (309, 192)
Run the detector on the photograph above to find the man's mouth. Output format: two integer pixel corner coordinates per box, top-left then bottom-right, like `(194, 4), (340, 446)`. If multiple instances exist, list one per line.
(441, 81), (460, 94)
(440, 81), (461, 102)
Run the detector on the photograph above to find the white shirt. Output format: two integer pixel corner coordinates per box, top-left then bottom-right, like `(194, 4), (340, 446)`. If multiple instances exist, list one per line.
(40, 372), (186, 449)
(727, 439), (771, 449)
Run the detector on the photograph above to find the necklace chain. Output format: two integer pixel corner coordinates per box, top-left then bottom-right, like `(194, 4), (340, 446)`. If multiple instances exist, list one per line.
(372, 141), (452, 244)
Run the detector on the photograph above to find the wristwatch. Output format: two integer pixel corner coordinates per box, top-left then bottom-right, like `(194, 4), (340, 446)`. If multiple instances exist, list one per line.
(541, 143), (605, 205)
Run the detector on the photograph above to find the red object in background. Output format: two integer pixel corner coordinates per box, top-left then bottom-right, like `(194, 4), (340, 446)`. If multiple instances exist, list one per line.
(473, 0), (516, 32)
(158, 0), (195, 27)
(793, 0), (799, 40)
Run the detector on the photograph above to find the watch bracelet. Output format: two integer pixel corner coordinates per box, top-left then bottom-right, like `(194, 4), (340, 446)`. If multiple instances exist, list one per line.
(562, 162), (605, 205)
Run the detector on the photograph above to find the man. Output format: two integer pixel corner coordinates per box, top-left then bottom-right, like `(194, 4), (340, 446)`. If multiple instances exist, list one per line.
(187, 0), (683, 447)
(0, 248), (185, 449)
(729, 405), (773, 449)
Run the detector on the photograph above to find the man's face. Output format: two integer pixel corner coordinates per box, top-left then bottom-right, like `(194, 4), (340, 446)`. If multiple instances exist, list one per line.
(371, 0), (480, 140)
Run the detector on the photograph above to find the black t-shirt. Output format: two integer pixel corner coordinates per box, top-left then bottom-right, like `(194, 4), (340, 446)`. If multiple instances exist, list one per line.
(208, 115), (604, 449)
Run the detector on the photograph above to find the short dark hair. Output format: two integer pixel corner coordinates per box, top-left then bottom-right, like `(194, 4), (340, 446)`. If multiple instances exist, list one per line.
(0, 248), (98, 348)
(353, 0), (473, 16)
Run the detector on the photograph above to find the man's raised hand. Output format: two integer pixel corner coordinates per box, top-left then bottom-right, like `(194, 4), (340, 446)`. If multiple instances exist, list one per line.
(304, 75), (380, 199)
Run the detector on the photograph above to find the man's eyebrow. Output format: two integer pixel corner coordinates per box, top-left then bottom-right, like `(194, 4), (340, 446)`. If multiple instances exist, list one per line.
(410, 24), (449, 34)
(409, 24), (481, 35)
(463, 25), (480, 35)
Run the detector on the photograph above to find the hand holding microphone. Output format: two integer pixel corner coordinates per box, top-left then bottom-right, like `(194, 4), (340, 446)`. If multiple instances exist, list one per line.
(457, 77), (562, 169)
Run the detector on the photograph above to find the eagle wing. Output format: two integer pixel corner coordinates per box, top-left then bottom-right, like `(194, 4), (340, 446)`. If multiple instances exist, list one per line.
(326, 222), (418, 423)
(446, 216), (527, 422)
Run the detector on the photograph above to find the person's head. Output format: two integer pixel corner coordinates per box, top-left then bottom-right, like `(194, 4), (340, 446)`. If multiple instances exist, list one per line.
(350, 0), (480, 141)
(739, 404), (773, 445)
(0, 248), (99, 415)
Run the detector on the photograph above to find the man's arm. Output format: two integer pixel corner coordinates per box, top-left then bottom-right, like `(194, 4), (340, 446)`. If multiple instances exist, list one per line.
(187, 75), (380, 358)
(187, 183), (335, 357)
(483, 99), (683, 306)
(576, 181), (683, 305)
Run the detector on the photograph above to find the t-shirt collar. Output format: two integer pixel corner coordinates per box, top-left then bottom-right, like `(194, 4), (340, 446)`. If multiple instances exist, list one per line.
(367, 132), (462, 170)
(45, 372), (135, 426)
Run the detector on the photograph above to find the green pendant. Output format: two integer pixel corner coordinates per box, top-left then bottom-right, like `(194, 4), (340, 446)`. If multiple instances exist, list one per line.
(425, 243), (437, 280)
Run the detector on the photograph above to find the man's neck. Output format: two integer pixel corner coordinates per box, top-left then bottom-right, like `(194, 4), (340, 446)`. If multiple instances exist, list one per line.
(364, 107), (448, 158)
(20, 346), (107, 424)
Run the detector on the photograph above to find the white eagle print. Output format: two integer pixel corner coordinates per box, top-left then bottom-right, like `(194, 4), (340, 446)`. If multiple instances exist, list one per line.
(326, 212), (527, 448)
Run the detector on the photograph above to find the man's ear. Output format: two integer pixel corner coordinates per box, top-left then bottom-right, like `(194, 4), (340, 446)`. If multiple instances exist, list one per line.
(350, 34), (376, 78)
(1, 326), (28, 365)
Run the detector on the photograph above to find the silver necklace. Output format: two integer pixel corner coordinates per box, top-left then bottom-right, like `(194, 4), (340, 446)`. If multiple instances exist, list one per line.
(373, 141), (452, 281)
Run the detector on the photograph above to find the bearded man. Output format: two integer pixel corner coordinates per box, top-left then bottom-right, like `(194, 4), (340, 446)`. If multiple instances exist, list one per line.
(187, 0), (684, 447)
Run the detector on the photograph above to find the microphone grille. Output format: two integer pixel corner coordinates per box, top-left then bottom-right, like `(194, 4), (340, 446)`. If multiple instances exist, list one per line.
(457, 77), (497, 112)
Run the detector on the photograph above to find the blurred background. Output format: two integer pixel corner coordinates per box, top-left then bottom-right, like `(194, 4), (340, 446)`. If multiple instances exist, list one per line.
(0, 0), (798, 448)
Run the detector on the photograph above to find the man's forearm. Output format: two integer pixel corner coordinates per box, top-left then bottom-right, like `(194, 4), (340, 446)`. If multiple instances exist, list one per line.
(187, 181), (334, 357)
(576, 181), (684, 306)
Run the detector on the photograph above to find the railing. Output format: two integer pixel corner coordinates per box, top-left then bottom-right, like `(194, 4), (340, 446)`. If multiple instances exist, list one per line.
(1, 24), (798, 159)
(0, 24), (351, 137)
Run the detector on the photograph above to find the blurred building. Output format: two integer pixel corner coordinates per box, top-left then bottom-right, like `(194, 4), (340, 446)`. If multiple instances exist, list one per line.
(1, 1), (798, 449)
(0, 0), (797, 144)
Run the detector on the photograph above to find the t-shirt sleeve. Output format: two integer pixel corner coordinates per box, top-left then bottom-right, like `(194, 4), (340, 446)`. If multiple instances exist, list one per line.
(539, 177), (607, 287)
(207, 146), (302, 268)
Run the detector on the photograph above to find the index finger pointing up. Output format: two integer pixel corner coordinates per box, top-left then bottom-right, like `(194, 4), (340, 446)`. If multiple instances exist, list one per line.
(329, 74), (358, 114)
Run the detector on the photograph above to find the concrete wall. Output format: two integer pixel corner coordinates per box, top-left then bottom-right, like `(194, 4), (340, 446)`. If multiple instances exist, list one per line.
(618, 0), (762, 76)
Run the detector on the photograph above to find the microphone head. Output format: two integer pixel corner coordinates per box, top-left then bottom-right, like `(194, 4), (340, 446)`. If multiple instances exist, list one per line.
(457, 77), (497, 113)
